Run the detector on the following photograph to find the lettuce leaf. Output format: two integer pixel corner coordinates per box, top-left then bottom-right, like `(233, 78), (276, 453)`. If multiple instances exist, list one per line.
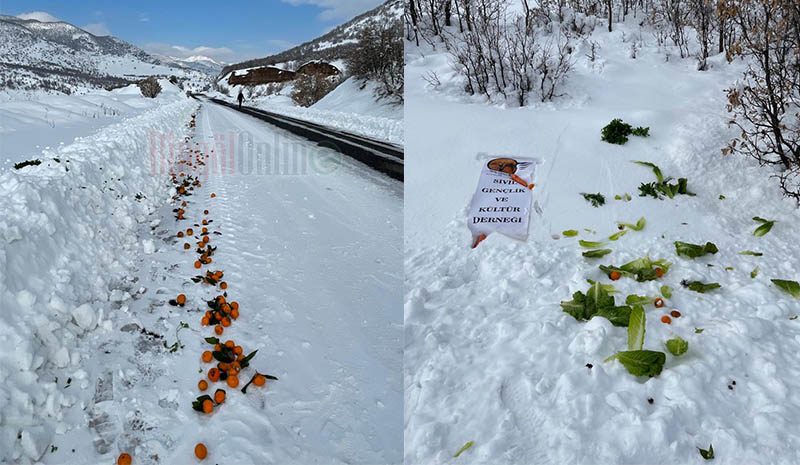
(772, 279), (800, 298)
(616, 350), (666, 377)
(666, 336), (688, 356)
(627, 306), (645, 350)
(618, 216), (646, 231)
(752, 216), (775, 236)
(583, 249), (613, 258)
(684, 280), (721, 293)
(675, 241), (718, 259)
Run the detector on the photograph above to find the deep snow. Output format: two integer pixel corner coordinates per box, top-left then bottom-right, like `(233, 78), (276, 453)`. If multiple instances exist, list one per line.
(404, 16), (800, 465)
(0, 92), (402, 464)
(0, 79), (189, 172)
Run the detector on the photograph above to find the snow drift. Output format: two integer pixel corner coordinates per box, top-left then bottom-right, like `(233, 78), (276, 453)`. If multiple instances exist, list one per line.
(0, 96), (195, 464)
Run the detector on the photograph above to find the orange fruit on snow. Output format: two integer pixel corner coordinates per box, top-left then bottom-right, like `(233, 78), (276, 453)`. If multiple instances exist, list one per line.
(195, 443), (207, 460)
(654, 298), (665, 308)
(208, 367), (220, 382)
(610, 271), (621, 281)
(214, 325), (223, 335)
(184, 243), (191, 249)
(219, 282), (227, 290)
(210, 193), (216, 198)
(233, 346), (243, 356)
(202, 351), (213, 363)
(224, 340), (235, 348)
(214, 389), (226, 404)
(194, 261), (202, 269)
(177, 231), (184, 237)
(198, 380), (208, 391)
(204, 210), (209, 215)
(221, 317), (231, 327)
(176, 294), (186, 305)
(253, 374), (266, 386)
(201, 316), (209, 326)
(202, 399), (213, 414)
(231, 309), (239, 320)
(226, 375), (239, 388)
(661, 315), (672, 324)
(670, 310), (682, 318)
(187, 228), (194, 236)
(118, 453), (132, 465)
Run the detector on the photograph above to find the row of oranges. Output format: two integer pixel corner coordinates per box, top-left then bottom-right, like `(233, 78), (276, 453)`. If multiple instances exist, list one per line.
(118, 110), (275, 465)
(173, 112), (275, 462)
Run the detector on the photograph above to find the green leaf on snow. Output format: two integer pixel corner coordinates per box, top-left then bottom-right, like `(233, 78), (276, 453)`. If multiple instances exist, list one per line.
(581, 192), (606, 207)
(739, 250), (763, 256)
(660, 285), (673, 298)
(454, 441), (474, 458)
(666, 336), (688, 356)
(579, 239), (607, 248)
(586, 279), (619, 293)
(772, 279), (800, 299)
(625, 294), (653, 306)
(618, 216), (646, 231)
(698, 444), (714, 460)
(562, 229), (579, 237)
(608, 230), (628, 241)
(684, 281), (721, 293)
(675, 241), (719, 259)
(594, 306), (632, 327)
(695, 328), (704, 334)
(633, 161), (664, 183)
(627, 306), (645, 351)
(752, 217), (775, 236)
(616, 350), (666, 377)
(583, 249), (613, 258)
(751, 266), (759, 279)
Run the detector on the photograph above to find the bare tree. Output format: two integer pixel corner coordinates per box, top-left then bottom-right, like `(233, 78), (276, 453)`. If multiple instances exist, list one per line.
(723, 0), (800, 199)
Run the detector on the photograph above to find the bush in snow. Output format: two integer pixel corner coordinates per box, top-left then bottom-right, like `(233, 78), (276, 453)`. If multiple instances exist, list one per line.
(722, 0), (800, 200)
(440, 0), (574, 106)
(345, 22), (404, 103)
(291, 73), (337, 107)
(137, 76), (162, 98)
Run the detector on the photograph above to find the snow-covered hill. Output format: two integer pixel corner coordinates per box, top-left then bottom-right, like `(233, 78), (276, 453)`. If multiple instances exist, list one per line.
(153, 54), (225, 75)
(217, 0), (402, 78)
(0, 15), (210, 95)
(405, 11), (800, 465)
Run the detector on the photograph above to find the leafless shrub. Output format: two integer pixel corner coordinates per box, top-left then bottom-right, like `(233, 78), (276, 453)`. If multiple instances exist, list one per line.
(291, 73), (337, 107)
(138, 76), (162, 98)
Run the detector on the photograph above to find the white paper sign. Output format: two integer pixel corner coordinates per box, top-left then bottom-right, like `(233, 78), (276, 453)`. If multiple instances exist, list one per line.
(467, 156), (537, 247)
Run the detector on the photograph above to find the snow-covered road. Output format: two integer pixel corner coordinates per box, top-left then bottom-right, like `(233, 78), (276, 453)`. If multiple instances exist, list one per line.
(27, 100), (402, 465)
(186, 100), (404, 463)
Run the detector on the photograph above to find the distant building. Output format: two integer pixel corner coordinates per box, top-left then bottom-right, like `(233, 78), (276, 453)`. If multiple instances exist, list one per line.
(227, 62), (340, 87)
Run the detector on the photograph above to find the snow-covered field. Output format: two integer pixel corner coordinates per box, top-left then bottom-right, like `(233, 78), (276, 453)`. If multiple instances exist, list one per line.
(0, 90), (402, 464)
(404, 16), (800, 465)
(0, 80), (188, 172)
(214, 77), (403, 144)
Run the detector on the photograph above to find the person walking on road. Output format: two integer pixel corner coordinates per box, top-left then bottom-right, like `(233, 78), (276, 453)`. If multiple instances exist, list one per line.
(237, 89), (244, 109)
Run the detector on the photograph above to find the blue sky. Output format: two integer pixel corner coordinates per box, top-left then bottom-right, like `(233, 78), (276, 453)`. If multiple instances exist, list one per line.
(1, 0), (384, 63)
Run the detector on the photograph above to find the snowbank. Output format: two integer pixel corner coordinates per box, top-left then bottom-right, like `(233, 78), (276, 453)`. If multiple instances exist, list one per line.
(0, 96), (195, 464)
(1, 85), (189, 172)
